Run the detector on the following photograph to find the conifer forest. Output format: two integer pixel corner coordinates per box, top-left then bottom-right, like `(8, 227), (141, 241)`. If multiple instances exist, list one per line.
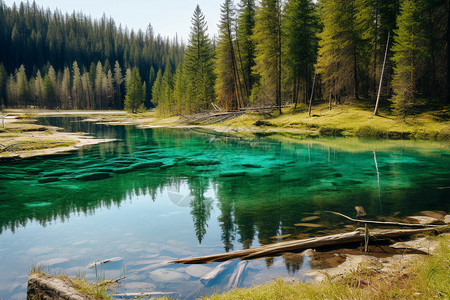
(0, 0), (448, 118)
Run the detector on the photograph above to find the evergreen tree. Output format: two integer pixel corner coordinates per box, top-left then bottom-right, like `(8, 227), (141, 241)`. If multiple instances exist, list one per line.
(237, 0), (257, 102)
(390, 0), (427, 118)
(317, 0), (373, 103)
(151, 69), (163, 107)
(216, 0), (242, 111)
(95, 61), (105, 109)
(113, 61), (123, 109)
(16, 65), (29, 107)
(124, 67), (145, 113)
(33, 70), (45, 107)
(71, 61), (82, 109)
(60, 67), (71, 108)
(172, 63), (187, 115)
(184, 5), (216, 113)
(252, 0), (283, 112)
(283, 0), (318, 106)
(0, 63), (7, 107)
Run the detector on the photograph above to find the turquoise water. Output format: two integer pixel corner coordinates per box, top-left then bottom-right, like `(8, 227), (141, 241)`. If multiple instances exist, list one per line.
(0, 118), (449, 299)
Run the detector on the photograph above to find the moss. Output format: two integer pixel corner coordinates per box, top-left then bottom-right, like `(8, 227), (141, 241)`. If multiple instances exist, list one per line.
(355, 125), (388, 138)
(319, 126), (344, 136)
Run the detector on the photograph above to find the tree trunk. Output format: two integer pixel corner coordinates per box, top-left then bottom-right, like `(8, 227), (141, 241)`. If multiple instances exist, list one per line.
(170, 226), (447, 264)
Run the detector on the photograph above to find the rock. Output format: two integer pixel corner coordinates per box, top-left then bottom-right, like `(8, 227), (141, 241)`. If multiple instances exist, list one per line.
(27, 273), (94, 300)
(418, 211), (446, 222)
(113, 166), (134, 174)
(75, 172), (111, 181)
(130, 161), (164, 170)
(407, 216), (440, 225)
(445, 215), (450, 224)
(42, 171), (71, 177)
(391, 237), (440, 254)
(38, 177), (61, 183)
(149, 269), (189, 282)
(294, 223), (324, 228)
(301, 216), (320, 222)
(242, 164), (263, 168)
(219, 171), (248, 178)
(185, 265), (213, 278)
(186, 159), (221, 166)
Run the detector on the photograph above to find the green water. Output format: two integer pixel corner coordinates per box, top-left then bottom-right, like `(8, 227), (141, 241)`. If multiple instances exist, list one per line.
(0, 118), (449, 299)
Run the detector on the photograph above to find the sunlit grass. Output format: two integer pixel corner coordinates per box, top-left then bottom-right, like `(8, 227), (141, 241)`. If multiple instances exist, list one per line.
(205, 234), (450, 300)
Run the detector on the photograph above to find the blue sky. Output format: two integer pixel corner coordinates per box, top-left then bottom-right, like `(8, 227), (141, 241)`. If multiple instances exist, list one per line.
(4, 0), (223, 42)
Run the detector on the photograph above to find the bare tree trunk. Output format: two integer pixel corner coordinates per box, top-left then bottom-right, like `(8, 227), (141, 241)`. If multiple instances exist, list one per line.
(374, 32), (390, 115)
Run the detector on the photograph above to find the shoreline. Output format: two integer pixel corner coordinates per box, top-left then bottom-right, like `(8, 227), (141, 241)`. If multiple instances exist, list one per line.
(0, 113), (117, 161)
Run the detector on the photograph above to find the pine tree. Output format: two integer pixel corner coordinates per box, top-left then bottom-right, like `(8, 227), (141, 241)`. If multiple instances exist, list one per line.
(0, 63), (7, 107)
(60, 67), (71, 109)
(252, 0), (283, 112)
(283, 0), (318, 106)
(124, 67), (145, 113)
(317, 0), (373, 103)
(71, 61), (82, 109)
(184, 5), (216, 113)
(172, 63), (187, 115)
(151, 69), (163, 107)
(216, 0), (242, 111)
(390, 0), (427, 118)
(34, 70), (45, 107)
(95, 61), (105, 109)
(113, 61), (123, 109)
(237, 0), (256, 102)
(16, 65), (29, 107)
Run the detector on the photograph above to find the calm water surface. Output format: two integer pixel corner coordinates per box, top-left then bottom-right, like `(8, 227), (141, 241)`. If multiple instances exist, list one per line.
(0, 117), (449, 299)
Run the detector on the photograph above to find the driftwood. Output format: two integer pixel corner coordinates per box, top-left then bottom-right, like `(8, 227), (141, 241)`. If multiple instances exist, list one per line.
(326, 211), (441, 228)
(171, 226), (447, 264)
(200, 261), (233, 286)
(227, 261), (247, 289)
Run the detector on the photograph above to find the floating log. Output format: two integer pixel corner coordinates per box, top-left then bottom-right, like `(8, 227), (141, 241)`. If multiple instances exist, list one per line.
(200, 261), (233, 286)
(326, 211), (442, 227)
(171, 226), (448, 264)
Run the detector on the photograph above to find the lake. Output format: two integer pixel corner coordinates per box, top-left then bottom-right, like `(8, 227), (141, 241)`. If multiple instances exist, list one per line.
(0, 117), (449, 299)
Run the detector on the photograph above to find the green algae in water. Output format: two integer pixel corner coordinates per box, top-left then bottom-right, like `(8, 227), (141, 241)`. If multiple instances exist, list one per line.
(0, 120), (449, 300)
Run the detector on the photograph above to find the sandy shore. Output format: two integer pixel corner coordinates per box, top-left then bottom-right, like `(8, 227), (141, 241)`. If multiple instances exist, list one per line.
(0, 114), (116, 161)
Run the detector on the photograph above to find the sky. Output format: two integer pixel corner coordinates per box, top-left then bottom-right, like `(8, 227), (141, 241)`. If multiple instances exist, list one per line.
(3, 0), (223, 42)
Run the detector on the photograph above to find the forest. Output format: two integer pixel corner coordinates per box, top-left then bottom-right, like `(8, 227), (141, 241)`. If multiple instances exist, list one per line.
(0, 0), (448, 118)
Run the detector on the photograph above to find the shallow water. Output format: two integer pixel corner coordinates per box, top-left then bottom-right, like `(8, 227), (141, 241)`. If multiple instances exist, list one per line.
(0, 118), (449, 299)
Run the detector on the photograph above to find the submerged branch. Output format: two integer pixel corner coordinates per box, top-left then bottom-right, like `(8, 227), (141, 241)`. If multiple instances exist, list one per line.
(325, 211), (441, 228)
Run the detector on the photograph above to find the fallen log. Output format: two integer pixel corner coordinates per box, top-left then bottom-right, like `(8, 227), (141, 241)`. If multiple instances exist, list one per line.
(171, 226), (448, 264)
(200, 261), (233, 286)
(227, 261), (247, 289)
(326, 211), (442, 227)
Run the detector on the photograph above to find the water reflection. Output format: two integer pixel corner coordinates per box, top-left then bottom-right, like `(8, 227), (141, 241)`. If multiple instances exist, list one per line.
(0, 118), (449, 299)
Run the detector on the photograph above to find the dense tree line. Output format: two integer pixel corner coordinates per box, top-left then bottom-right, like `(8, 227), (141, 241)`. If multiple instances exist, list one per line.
(0, 0), (448, 117)
(0, 0), (184, 109)
(154, 0), (448, 118)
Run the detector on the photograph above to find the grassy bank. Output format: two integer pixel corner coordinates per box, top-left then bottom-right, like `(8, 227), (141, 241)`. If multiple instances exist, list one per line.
(205, 233), (449, 300)
(98, 103), (450, 140)
(220, 103), (450, 140)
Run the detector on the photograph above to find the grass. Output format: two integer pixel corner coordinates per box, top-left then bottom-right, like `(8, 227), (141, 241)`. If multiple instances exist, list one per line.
(204, 233), (450, 300)
(218, 103), (450, 140)
(29, 265), (115, 300)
